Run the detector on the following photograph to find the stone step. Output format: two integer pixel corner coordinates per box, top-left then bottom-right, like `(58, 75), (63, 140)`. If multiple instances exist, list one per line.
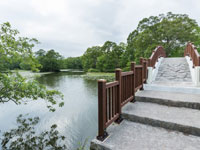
(90, 120), (200, 150)
(122, 102), (200, 137)
(144, 83), (200, 94)
(135, 90), (200, 110)
(155, 57), (192, 82)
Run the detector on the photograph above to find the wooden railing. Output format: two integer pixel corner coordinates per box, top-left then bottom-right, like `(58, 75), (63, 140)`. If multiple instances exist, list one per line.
(184, 42), (200, 67)
(97, 46), (166, 141)
(148, 46), (166, 67)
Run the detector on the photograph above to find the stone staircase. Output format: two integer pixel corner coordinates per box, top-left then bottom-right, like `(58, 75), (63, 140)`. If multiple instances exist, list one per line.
(91, 91), (200, 150)
(155, 58), (192, 83)
(144, 57), (200, 94)
(90, 58), (200, 150)
(124, 91), (200, 137)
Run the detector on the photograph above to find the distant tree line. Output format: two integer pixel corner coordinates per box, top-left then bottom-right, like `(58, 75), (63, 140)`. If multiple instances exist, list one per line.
(5, 12), (200, 72)
(68, 12), (200, 72)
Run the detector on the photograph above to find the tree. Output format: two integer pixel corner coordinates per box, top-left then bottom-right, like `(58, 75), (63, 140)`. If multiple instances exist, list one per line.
(35, 49), (46, 57)
(127, 12), (200, 63)
(0, 22), (92, 150)
(0, 22), (41, 72)
(96, 41), (124, 72)
(82, 46), (102, 71)
(0, 22), (64, 111)
(35, 49), (63, 72)
(64, 57), (83, 69)
(19, 56), (32, 70)
(0, 22), (66, 149)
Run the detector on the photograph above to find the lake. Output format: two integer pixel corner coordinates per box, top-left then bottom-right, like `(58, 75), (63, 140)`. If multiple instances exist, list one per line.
(0, 71), (98, 149)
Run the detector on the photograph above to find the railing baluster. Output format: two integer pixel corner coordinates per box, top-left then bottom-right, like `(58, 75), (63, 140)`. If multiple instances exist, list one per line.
(131, 62), (135, 100)
(112, 86), (115, 117)
(106, 89), (107, 122)
(109, 88), (111, 120)
(97, 45), (166, 141)
(115, 69), (122, 114)
(97, 79), (107, 141)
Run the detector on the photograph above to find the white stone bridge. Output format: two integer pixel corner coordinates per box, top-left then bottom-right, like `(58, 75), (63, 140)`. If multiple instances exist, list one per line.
(91, 43), (200, 150)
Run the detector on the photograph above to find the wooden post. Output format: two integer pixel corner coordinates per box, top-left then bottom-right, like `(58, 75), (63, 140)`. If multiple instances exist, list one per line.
(115, 69), (123, 123)
(148, 58), (151, 67)
(131, 62), (135, 102)
(198, 56), (200, 66)
(140, 58), (144, 90)
(140, 57), (143, 65)
(143, 59), (147, 82)
(140, 57), (144, 82)
(97, 79), (108, 141)
(145, 59), (148, 81)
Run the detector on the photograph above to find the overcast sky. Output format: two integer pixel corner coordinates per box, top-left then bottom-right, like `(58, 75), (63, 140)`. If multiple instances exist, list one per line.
(0, 0), (199, 57)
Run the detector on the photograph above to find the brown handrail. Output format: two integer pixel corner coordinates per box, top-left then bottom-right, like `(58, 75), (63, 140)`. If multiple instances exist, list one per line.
(148, 46), (166, 67)
(97, 62), (147, 141)
(97, 46), (164, 141)
(184, 42), (200, 66)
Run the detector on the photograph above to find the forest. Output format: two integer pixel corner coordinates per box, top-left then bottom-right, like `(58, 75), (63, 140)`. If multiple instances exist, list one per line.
(5, 12), (200, 73)
(1, 11), (200, 149)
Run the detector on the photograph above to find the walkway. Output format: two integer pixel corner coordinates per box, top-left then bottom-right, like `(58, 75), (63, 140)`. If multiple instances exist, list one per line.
(91, 57), (200, 150)
(155, 58), (192, 82)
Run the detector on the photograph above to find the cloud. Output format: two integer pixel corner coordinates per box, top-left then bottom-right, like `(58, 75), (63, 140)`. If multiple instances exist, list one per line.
(0, 0), (200, 57)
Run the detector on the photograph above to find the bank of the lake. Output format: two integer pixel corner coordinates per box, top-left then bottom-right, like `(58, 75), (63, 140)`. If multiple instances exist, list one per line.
(1, 70), (115, 149)
(11, 70), (53, 78)
(82, 72), (115, 82)
(0, 71), (99, 150)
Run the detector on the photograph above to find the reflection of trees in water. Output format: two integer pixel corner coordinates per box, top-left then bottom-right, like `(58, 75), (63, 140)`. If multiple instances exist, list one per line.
(82, 79), (97, 94)
(0, 72), (97, 149)
(36, 72), (85, 87)
(0, 114), (88, 150)
(1, 114), (67, 150)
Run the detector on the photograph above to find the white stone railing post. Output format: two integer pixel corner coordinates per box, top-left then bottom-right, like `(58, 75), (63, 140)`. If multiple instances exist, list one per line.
(147, 67), (153, 84)
(185, 56), (200, 87)
(195, 67), (200, 86)
(147, 57), (163, 84)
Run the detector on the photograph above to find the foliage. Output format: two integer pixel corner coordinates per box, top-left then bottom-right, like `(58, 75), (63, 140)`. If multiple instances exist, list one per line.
(0, 22), (40, 72)
(0, 73), (64, 112)
(0, 22), (64, 111)
(64, 56), (82, 69)
(1, 114), (66, 150)
(82, 41), (126, 72)
(35, 49), (63, 72)
(0, 22), (88, 150)
(87, 68), (99, 72)
(77, 139), (88, 150)
(127, 12), (200, 63)
(82, 46), (102, 71)
(19, 56), (32, 70)
(96, 41), (125, 72)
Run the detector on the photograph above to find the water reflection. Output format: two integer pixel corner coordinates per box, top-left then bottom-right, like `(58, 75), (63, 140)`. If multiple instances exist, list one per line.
(36, 72), (85, 87)
(0, 71), (98, 150)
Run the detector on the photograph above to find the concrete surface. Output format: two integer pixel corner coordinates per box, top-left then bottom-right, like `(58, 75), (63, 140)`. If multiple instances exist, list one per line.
(122, 102), (200, 136)
(90, 120), (200, 150)
(144, 58), (200, 94)
(155, 57), (192, 82)
(135, 90), (200, 109)
(144, 83), (200, 94)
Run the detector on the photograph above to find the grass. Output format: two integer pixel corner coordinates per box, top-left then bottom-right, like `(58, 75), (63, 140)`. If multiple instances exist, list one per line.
(11, 69), (116, 82)
(11, 70), (52, 78)
(82, 72), (115, 82)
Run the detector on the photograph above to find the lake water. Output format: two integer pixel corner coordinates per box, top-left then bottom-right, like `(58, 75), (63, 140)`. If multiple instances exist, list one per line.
(0, 72), (98, 149)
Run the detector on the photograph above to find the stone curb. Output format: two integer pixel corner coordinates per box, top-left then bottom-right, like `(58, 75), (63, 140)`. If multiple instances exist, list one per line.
(122, 113), (200, 137)
(135, 96), (200, 110)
